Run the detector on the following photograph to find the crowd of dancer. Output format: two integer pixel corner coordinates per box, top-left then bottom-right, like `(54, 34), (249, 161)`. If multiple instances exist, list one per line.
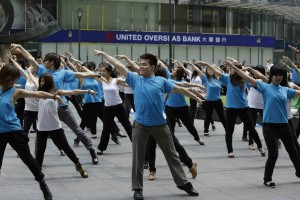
(1, 43), (300, 200)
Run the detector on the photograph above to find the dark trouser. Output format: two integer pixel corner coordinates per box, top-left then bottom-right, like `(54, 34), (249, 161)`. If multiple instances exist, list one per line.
(15, 98), (25, 128)
(190, 98), (214, 126)
(0, 131), (44, 181)
(165, 105), (200, 141)
(288, 119), (300, 155)
(58, 106), (93, 150)
(23, 110), (38, 137)
(124, 93), (135, 118)
(78, 101), (120, 137)
(203, 100), (226, 133)
(35, 128), (79, 168)
(66, 95), (83, 119)
(226, 108), (263, 153)
(263, 123), (300, 182)
(98, 104), (132, 151)
(243, 108), (263, 145)
(132, 121), (189, 190)
(146, 121), (193, 173)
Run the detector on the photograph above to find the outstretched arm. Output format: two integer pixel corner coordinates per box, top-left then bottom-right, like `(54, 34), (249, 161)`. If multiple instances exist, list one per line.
(8, 53), (28, 80)
(94, 50), (128, 77)
(115, 55), (139, 72)
(11, 44), (38, 71)
(57, 89), (96, 96)
(172, 85), (204, 105)
(243, 67), (268, 83)
(194, 61), (222, 77)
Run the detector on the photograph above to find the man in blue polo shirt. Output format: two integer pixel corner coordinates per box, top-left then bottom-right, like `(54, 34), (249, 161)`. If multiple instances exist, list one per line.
(94, 50), (200, 200)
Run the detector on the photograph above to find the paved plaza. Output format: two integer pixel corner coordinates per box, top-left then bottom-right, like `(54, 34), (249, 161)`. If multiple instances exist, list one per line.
(1, 106), (300, 200)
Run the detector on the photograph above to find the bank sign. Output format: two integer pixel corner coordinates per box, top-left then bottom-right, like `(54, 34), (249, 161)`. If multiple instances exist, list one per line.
(42, 30), (275, 48)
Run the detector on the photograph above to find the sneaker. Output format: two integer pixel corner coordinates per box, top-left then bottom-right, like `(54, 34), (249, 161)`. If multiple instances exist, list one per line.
(39, 179), (52, 200)
(91, 134), (97, 139)
(189, 162), (197, 179)
(30, 129), (37, 133)
(264, 181), (276, 188)
(148, 171), (156, 180)
(133, 189), (144, 200)
(116, 131), (127, 137)
(143, 161), (149, 169)
(73, 139), (80, 148)
(242, 137), (249, 142)
(228, 152), (235, 158)
(259, 148), (266, 157)
(212, 124), (216, 131)
(75, 162), (88, 178)
(97, 147), (103, 155)
(204, 132), (210, 137)
(197, 138), (205, 145)
(60, 150), (66, 156)
(111, 133), (121, 144)
(89, 149), (98, 164)
(248, 144), (255, 150)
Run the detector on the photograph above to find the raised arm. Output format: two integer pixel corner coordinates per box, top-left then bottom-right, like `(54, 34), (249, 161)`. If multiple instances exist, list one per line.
(244, 67), (268, 83)
(283, 55), (300, 78)
(115, 55), (139, 72)
(27, 66), (39, 89)
(184, 61), (204, 78)
(194, 61), (222, 77)
(11, 44), (38, 71)
(8, 54), (28, 79)
(94, 50), (128, 77)
(225, 61), (257, 87)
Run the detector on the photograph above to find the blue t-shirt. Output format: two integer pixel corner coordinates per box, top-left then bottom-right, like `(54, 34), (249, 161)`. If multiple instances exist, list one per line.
(126, 72), (175, 126)
(291, 68), (300, 84)
(97, 82), (104, 100)
(64, 67), (80, 90)
(220, 73), (248, 108)
(37, 64), (76, 105)
(256, 81), (295, 123)
(15, 70), (27, 89)
(82, 78), (102, 104)
(0, 88), (22, 133)
(166, 79), (188, 107)
(201, 74), (221, 101)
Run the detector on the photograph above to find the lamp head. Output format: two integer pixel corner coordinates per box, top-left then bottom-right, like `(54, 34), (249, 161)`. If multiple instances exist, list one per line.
(77, 6), (84, 21)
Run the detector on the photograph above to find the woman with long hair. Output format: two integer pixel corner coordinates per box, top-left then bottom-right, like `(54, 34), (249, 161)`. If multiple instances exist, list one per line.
(228, 62), (300, 187)
(197, 60), (265, 158)
(35, 73), (94, 176)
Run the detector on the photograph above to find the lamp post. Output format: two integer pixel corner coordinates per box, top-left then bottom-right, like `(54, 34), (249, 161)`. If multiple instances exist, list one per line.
(77, 6), (84, 60)
(256, 37), (261, 65)
(68, 30), (72, 53)
(169, 0), (173, 68)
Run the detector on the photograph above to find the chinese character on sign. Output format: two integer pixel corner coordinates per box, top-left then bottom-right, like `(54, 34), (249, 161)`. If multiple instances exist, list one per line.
(209, 37), (214, 42)
(222, 37), (227, 43)
(202, 37), (207, 42)
(216, 37), (221, 43)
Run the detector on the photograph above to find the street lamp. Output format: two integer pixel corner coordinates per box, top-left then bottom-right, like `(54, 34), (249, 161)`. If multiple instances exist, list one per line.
(77, 6), (84, 60)
(68, 30), (72, 53)
(256, 37), (261, 65)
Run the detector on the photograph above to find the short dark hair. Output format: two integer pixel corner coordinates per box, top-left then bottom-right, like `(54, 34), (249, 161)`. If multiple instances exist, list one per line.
(268, 64), (287, 84)
(139, 53), (157, 67)
(43, 52), (61, 69)
(102, 63), (117, 78)
(36, 56), (43, 60)
(0, 64), (20, 86)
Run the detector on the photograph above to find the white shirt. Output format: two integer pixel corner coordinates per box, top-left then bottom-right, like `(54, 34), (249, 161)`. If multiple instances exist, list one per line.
(37, 99), (61, 131)
(24, 81), (39, 111)
(103, 78), (123, 106)
(247, 80), (264, 109)
(287, 82), (294, 120)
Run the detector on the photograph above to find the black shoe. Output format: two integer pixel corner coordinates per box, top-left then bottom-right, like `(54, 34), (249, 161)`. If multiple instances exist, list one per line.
(111, 133), (121, 144)
(39, 179), (53, 200)
(242, 137), (249, 142)
(73, 139), (80, 147)
(133, 189), (144, 200)
(212, 124), (216, 131)
(264, 180), (276, 188)
(143, 161), (149, 169)
(30, 129), (37, 133)
(90, 149), (99, 164)
(177, 182), (199, 196)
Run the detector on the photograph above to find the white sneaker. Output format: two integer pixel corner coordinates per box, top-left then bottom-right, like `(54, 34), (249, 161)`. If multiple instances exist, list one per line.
(248, 144), (255, 150)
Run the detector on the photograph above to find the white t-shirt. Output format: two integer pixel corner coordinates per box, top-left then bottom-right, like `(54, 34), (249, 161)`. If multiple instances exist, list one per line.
(247, 80), (264, 109)
(103, 78), (123, 106)
(24, 81), (39, 111)
(37, 99), (61, 131)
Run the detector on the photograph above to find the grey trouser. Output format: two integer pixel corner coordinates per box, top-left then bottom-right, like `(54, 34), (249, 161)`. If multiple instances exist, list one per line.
(58, 106), (93, 150)
(131, 121), (188, 190)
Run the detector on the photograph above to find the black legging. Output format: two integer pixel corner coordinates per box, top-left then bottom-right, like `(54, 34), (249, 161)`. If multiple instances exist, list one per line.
(66, 95), (83, 119)
(203, 100), (226, 133)
(124, 93), (135, 118)
(23, 110), (38, 137)
(225, 108), (263, 153)
(243, 108), (263, 145)
(15, 98), (25, 128)
(165, 105), (200, 141)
